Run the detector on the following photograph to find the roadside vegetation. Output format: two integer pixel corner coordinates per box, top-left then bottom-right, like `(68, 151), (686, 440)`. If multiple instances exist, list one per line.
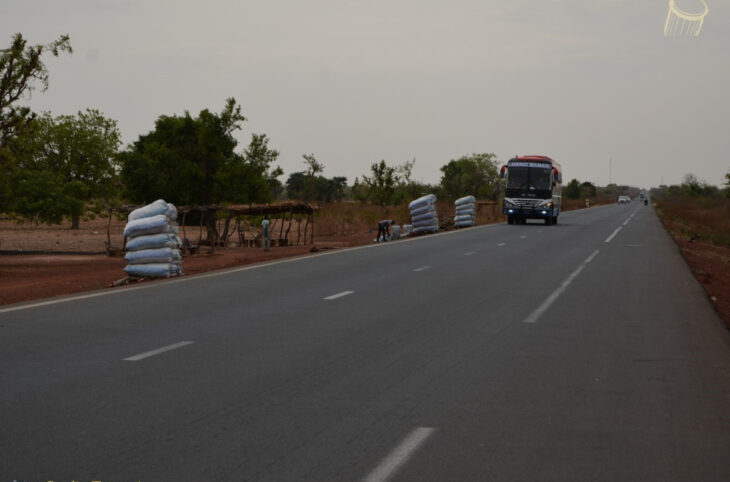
(652, 173), (730, 328)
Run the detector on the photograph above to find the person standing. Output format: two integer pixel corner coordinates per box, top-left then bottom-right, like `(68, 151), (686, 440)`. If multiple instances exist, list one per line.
(377, 219), (394, 242)
(261, 215), (271, 251)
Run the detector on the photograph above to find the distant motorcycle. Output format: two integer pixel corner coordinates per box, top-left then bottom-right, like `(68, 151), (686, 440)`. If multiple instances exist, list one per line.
(644, 199), (648, 206)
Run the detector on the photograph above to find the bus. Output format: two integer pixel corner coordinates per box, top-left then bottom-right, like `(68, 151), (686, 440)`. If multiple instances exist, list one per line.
(500, 155), (562, 225)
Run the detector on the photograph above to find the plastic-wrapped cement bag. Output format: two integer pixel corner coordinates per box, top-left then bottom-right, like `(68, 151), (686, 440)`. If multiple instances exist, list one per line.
(454, 214), (475, 223)
(125, 248), (182, 265)
(128, 199), (178, 222)
(409, 194), (439, 234)
(455, 207), (475, 216)
(412, 211), (437, 223)
(453, 195), (476, 228)
(123, 214), (177, 238)
(454, 195), (475, 207)
(410, 205), (434, 217)
(408, 194), (437, 211)
(124, 263), (182, 278)
(413, 224), (439, 234)
(125, 233), (182, 251)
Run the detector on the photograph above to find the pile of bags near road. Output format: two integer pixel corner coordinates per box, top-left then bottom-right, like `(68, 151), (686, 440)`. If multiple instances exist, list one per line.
(122, 199), (183, 278)
(453, 195), (476, 228)
(409, 194), (439, 234)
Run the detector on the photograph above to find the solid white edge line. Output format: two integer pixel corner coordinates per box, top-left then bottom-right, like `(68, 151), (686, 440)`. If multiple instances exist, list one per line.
(324, 290), (355, 300)
(123, 341), (194, 361)
(363, 427), (436, 482)
(0, 203), (617, 315)
(413, 266), (431, 272)
(523, 250), (600, 324)
(604, 226), (622, 243)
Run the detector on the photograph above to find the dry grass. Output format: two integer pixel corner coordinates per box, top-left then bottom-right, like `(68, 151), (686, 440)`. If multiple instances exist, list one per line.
(655, 196), (730, 248)
(562, 195), (616, 211)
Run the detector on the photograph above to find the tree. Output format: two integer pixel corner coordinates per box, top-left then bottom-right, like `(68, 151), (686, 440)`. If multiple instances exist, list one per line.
(439, 153), (500, 200)
(565, 179), (581, 199)
(217, 133), (283, 203)
(0, 33), (72, 148)
(302, 153), (324, 201)
(580, 181), (597, 198)
(361, 160), (399, 206)
(286, 172), (347, 203)
(725, 170), (730, 198)
(9, 109), (121, 228)
(286, 171), (308, 200)
(120, 98), (246, 208)
(119, 98), (282, 241)
(0, 33), (72, 212)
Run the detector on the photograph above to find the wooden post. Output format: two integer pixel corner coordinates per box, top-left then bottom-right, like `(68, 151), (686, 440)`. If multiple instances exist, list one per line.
(197, 210), (204, 246)
(287, 209), (293, 245)
(181, 212), (188, 252)
(106, 208), (113, 255)
(303, 215), (310, 245)
(279, 210), (285, 240)
(295, 218), (302, 245)
(310, 214), (314, 244)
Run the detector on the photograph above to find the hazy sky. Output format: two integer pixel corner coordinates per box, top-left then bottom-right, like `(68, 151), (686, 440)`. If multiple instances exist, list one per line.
(3, 0), (729, 188)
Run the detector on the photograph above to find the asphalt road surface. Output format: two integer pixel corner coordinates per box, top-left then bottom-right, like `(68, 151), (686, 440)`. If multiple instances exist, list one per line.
(2, 203), (729, 481)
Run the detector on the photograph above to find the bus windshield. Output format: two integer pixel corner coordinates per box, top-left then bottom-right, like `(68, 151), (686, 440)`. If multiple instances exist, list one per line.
(507, 166), (552, 191)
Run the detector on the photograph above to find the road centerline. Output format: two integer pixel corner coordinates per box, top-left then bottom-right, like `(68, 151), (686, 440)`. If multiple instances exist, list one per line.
(363, 427), (436, 482)
(523, 250), (600, 324)
(605, 226), (622, 243)
(413, 266), (431, 272)
(123, 341), (194, 361)
(464, 251), (476, 256)
(324, 290), (355, 300)
(498, 242), (506, 247)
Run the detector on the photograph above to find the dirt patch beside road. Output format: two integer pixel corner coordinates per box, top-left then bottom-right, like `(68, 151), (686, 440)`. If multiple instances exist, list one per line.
(655, 200), (730, 330)
(0, 246), (323, 306)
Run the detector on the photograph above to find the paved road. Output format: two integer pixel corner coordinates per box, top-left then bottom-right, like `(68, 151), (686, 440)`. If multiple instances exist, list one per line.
(2, 203), (729, 481)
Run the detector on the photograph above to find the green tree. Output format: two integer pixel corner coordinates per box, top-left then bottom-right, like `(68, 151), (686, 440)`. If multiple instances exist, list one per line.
(725, 170), (730, 198)
(0, 33), (72, 148)
(217, 133), (282, 203)
(0, 33), (72, 211)
(302, 153), (324, 201)
(439, 153), (500, 200)
(565, 179), (581, 199)
(286, 172), (346, 203)
(286, 171), (308, 200)
(9, 109), (121, 228)
(119, 99), (282, 240)
(362, 160), (399, 206)
(580, 181), (597, 198)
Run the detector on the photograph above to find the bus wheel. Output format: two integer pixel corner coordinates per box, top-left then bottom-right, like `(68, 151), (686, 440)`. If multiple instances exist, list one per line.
(545, 217), (552, 225)
(507, 215), (514, 224)
(552, 216), (558, 225)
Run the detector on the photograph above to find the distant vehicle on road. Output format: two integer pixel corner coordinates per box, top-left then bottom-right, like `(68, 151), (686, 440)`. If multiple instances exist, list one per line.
(618, 196), (631, 204)
(501, 155), (562, 225)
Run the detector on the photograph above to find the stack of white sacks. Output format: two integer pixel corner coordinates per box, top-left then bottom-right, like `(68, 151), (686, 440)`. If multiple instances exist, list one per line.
(409, 194), (439, 234)
(453, 195), (476, 228)
(122, 199), (183, 278)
